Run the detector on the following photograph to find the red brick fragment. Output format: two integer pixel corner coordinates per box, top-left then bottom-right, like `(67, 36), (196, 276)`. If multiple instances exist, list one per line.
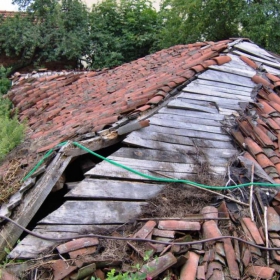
(205, 262), (222, 280)
(223, 238), (240, 279)
(242, 248), (251, 267)
(267, 207), (280, 231)
(0, 269), (19, 280)
(140, 252), (177, 278)
(68, 246), (97, 259)
(50, 259), (77, 280)
(180, 251), (200, 280)
(56, 238), (99, 254)
(203, 220), (222, 240)
(217, 201), (229, 219)
(152, 228), (175, 238)
(201, 206), (218, 220)
(158, 220), (200, 231)
(133, 220), (156, 239)
(246, 266), (275, 279)
(242, 218), (264, 245)
(196, 265), (205, 280)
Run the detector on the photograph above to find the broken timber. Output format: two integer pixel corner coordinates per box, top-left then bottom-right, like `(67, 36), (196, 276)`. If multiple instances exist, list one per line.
(0, 143), (72, 260)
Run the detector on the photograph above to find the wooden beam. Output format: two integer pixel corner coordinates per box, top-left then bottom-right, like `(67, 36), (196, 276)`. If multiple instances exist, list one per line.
(0, 144), (72, 261)
(64, 134), (125, 157)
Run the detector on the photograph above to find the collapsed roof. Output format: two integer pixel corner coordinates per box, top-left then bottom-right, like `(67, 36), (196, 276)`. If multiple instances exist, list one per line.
(1, 38), (280, 278)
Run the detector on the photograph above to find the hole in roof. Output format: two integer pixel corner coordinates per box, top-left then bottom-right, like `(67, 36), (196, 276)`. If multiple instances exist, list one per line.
(20, 141), (124, 239)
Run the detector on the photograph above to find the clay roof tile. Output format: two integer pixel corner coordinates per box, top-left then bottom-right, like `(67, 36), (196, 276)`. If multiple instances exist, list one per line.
(239, 55), (258, 69)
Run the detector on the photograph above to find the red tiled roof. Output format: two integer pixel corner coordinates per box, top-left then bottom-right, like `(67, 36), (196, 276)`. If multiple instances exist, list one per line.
(8, 40), (233, 152)
(232, 55), (280, 181)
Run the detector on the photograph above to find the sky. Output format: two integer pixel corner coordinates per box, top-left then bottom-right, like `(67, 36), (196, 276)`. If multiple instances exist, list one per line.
(0, 0), (19, 11)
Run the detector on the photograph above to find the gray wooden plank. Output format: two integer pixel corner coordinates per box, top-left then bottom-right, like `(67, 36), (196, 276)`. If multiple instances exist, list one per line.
(194, 78), (253, 92)
(127, 130), (234, 149)
(0, 144), (72, 261)
(86, 164), (195, 180)
(40, 201), (147, 225)
(35, 224), (114, 233)
(150, 116), (223, 134)
(176, 97), (241, 110)
(158, 107), (224, 121)
(167, 99), (218, 114)
(198, 69), (256, 87)
(223, 55), (258, 72)
(232, 50), (280, 70)
(112, 147), (228, 166)
(177, 93), (241, 105)
(208, 65), (255, 77)
(65, 178), (164, 200)
(234, 42), (277, 61)
(262, 65), (280, 76)
(9, 231), (76, 259)
(182, 86), (252, 101)
(154, 113), (222, 127)
(86, 162), (226, 179)
(173, 99), (211, 107)
(139, 124), (231, 141)
(107, 156), (197, 173)
(187, 82), (253, 96)
(123, 135), (237, 158)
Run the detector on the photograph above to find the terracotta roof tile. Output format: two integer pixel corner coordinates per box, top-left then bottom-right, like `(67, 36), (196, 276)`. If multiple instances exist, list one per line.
(252, 75), (273, 88)
(239, 55), (258, 69)
(212, 55), (232, 65)
(8, 40), (234, 151)
(246, 266), (275, 279)
(244, 137), (263, 156)
(256, 153), (275, 169)
(266, 73), (280, 83)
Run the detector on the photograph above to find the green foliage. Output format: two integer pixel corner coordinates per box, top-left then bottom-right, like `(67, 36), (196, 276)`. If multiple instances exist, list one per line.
(0, 66), (11, 95)
(240, 0), (280, 54)
(155, 0), (280, 54)
(4, 0), (160, 70)
(88, 0), (160, 69)
(1, 0), (91, 68)
(0, 67), (24, 161)
(106, 268), (146, 280)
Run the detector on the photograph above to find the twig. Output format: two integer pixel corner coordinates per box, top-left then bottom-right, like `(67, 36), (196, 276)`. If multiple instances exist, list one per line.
(149, 170), (249, 207)
(264, 206), (269, 266)
(249, 164), (255, 222)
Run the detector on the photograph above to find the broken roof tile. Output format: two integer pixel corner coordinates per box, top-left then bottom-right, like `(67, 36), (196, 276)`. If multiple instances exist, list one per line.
(158, 220), (201, 231)
(242, 218), (264, 245)
(180, 252), (200, 280)
(56, 238), (99, 254)
(246, 266), (275, 279)
(133, 221), (156, 239)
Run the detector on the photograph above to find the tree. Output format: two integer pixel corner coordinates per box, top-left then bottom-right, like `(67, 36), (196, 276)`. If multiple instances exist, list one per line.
(240, 0), (280, 54)
(155, 0), (242, 49)
(88, 0), (160, 69)
(1, 0), (91, 71)
(155, 0), (280, 54)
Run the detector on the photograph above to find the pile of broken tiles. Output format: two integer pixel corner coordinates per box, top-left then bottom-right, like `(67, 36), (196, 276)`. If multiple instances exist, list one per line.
(4, 201), (280, 279)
